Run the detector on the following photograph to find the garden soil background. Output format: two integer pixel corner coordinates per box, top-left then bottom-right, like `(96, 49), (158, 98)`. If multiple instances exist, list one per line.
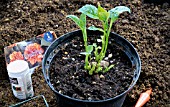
(0, 0), (169, 107)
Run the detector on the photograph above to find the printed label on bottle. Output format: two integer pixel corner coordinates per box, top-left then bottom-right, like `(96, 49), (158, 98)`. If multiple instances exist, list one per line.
(25, 73), (34, 98)
(9, 77), (18, 84)
(27, 81), (31, 91)
(13, 86), (22, 91)
(10, 72), (34, 99)
(12, 84), (26, 99)
(16, 91), (25, 99)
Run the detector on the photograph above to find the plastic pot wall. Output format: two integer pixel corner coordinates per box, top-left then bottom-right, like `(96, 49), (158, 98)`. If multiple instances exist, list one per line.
(42, 30), (141, 107)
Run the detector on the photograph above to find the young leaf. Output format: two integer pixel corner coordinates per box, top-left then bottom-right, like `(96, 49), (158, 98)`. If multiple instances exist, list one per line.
(86, 45), (93, 53)
(93, 43), (97, 47)
(110, 16), (118, 22)
(88, 25), (104, 32)
(97, 3), (109, 21)
(78, 4), (99, 19)
(109, 6), (131, 20)
(80, 45), (93, 55)
(95, 66), (103, 73)
(67, 15), (81, 28)
(110, 6), (131, 14)
(89, 62), (97, 75)
(103, 64), (115, 73)
(79, 14), (86, 29)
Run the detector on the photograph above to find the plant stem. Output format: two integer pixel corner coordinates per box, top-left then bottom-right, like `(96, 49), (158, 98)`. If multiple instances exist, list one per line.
(83, 29), (88, 50)
(82, 29), (89, 69)
(98, 21), (106, 60)
(103, 20), (113, 56)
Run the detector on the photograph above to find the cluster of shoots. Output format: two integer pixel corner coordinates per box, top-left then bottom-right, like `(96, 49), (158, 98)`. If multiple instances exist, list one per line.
(67, 3), (130, 75)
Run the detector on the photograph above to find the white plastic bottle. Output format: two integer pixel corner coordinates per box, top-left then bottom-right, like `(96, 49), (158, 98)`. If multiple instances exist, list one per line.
(7, 60), (34, 99)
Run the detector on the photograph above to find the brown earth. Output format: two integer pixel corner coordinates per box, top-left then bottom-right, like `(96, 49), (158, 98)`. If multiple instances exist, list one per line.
(0, 0), (169, 107)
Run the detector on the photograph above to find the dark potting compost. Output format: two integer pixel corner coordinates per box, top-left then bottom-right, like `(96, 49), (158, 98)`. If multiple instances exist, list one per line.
(49, 33), (134, 101)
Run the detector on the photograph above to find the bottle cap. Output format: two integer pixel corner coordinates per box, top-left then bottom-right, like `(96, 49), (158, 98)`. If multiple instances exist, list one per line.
(7, 60), (29, 74)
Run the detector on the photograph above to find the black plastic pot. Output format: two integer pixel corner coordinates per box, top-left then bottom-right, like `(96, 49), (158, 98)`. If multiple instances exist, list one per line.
(42, 30), (141, 107)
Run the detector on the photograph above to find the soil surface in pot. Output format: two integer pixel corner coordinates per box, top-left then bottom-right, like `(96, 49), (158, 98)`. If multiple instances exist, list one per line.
(49, 35), (134, 100)
(0, 0), (169, 107)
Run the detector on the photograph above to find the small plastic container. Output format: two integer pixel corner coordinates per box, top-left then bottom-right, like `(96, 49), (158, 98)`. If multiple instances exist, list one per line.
(7, 60), (34, 99)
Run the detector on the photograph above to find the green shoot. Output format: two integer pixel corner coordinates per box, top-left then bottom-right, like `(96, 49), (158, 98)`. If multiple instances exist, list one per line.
(67, 3), (131, 75)
(67, 14), (91, 70)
